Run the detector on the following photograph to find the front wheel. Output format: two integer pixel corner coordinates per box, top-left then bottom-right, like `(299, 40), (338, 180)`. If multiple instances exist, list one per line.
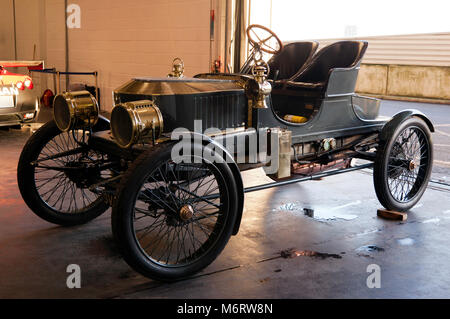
(374, 117), (433, 212)
(17, 120), (110, 226)
(112, 143), (239, 281)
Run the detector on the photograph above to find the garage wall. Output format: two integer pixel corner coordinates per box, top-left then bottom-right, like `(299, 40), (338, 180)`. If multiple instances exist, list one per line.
(45, 0), (65, 71)
(0, 0), (45, 61)
(64, 0), (212, 110)
(0, 0), (15, 60)
(7, 0), (212, 110)
(317, 32), (450, 67)
(14, 0), (44, 61)
(315, 33), (450, 103)
(0, 0), (49, 92)
(356, 64), (450, 102)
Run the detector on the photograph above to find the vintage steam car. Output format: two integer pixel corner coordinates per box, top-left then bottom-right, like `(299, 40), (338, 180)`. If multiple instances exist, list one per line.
(17, 25), (433, 281)
(0, 61), (42, 127)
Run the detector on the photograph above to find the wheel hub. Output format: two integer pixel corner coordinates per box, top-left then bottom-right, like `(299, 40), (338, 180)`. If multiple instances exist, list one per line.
(64, 161), (100, 188)
(408, 160), (416, 171)
(179, 204), (194, 221)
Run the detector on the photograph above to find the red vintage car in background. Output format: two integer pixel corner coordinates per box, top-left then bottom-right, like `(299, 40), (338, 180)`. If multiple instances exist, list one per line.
(0, 61), (43, 127)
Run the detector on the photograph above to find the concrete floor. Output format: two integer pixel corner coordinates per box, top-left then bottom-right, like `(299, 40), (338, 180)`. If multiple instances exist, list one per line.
(0, 101), (450, 299)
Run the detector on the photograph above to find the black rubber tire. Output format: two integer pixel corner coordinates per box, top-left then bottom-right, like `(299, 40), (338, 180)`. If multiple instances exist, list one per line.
(374, 117), (433, 212)
(17, 120), (109, 226)
(112, 143), (239, 282)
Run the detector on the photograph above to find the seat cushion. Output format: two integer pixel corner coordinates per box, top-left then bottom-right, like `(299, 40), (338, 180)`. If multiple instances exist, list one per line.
(268, 42), (318, 80)
(290, 41), (368, 84)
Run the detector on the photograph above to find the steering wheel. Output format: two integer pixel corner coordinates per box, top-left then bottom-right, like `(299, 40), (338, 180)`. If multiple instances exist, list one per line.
(246, 24), (283, 55)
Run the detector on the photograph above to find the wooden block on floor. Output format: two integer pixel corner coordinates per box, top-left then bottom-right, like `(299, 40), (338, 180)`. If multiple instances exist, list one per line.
(377, 209), (408, 221)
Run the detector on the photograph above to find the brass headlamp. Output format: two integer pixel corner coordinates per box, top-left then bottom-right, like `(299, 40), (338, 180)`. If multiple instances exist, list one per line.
(110, 100), (164, 148)
(53, 90), (99, 132)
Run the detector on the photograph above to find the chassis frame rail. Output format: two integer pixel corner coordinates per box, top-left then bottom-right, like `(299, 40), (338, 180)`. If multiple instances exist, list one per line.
(244, 163), (374, 194)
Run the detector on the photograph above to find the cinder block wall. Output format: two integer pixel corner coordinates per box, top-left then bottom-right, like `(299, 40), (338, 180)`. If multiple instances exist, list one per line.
(27, 0), (212, 111)
(317, 32), (450, 103)
(0, 1), (16, 60)
(45, 0), (66, 72)
(0, 0), (52, 97)
(356, 64), (450, 102)
(73, 0), (212, 110)
(66, 0), (211, 110)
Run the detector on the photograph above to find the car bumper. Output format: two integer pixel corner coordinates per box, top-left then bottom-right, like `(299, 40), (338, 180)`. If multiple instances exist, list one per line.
(0, 89), (39, 126)
(0, 110), (37, 127)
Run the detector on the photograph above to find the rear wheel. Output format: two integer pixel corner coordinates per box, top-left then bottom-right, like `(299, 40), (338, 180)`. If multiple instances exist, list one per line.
(112, 143), (239, 281)
(374, 117), (433, 212)
(17, 120), (110, 225)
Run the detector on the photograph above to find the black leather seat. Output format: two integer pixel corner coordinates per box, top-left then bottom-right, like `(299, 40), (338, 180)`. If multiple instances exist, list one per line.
(268, 41), (319, 81)
(280, 40), (368, 91)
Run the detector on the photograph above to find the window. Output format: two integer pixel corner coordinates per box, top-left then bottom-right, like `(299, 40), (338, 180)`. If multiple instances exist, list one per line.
(249, 0), (450, 41)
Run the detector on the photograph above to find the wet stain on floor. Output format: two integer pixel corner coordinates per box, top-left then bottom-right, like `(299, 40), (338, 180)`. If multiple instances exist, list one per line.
(258, 248), (343, 263)
(273, 202), (359, 221)
(421, 218), (440, 224)
(280, 250), (342, 259)
(274, 202), (301, 211)
(355, 245), (385, 258)
(397, 238), (416, 246)
(356, 245), (385, 253)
